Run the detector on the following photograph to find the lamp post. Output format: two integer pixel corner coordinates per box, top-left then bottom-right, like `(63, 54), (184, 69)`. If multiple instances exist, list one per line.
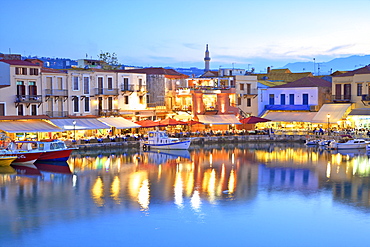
(72, 120), (76, 142)
(327, 114), (330, 136)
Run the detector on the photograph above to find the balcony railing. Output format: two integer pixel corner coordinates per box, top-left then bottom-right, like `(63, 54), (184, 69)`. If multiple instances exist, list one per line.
(45, 89), (68, 96)
(95, 109), (120, 117)
(238, 88), (258, 95)
(120, 84), (135, 92)
(15, 95), (42, 103)
(46, 111), (68, 117)
(94, 88), (119, 96)
(332, 95), (351, 102)
(362, 95), (370, 101)
(265, 105), (311, 111)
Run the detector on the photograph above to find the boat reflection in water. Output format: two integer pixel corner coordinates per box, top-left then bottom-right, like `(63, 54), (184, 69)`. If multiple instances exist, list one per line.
(34, 161), (72, 174)
(2, 143), (370, 246)
(11, 164), (42, 176)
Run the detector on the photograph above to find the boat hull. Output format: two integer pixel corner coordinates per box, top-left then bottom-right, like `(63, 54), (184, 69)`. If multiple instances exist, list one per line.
(38, 149), (74, 162)
(0, 156), (17, 166)
(144, 140), (191, 150)
(2, 152), (43, 165)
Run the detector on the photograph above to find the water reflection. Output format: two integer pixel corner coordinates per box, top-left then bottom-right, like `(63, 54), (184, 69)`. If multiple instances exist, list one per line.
(1, 143), (370, 242)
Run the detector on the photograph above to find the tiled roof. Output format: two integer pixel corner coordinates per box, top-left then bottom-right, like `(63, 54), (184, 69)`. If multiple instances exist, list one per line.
(271, 77), (331, 88)
(256, 68), (312, 83)
(41, 67), (67, 74)
(0, 60), (40, 66)
(258, 80), (288, 87)
(334, 65), (370, 77)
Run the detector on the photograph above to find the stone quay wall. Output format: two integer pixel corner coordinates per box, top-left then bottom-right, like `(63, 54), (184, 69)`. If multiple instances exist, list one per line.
(73, 134), (308, 151)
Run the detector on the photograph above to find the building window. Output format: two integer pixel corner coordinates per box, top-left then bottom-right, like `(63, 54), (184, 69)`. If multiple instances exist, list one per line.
(30, 68), (39, 75)
(83, 77), (89, 94)
(84, 97), (90, 112)
(239, 84), (244, 91)
(123, 78), (129, 90)
(247, 98), (251, 107)
(280, 94), (286, 105)
(31, 105), (37, 115)
(246, 84), (251, 94)
(289, 94), (294, 105)
(57, 77), (63, 89)
(237, 97), (242, 105)
(108, 77), (113, 90)
(17, 105), (24, 116)
(0, 103), (4, 116)
(73, 97), (79, 112)
(73, 76), (79, 91)
(139, 96), (144, 104)
(124, 96), (129, 104)
(108, 97), (113, 110)
(357, 83), (363, 96)
(269, 94), (275, 105)
(15, 67), (27, 75)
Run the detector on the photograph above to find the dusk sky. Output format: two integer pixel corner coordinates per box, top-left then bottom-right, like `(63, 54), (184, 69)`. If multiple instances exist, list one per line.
(1, 0), (370, 72)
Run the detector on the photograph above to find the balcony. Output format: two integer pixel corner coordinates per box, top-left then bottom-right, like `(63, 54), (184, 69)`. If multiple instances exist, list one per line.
(45, 89), (68, 96)
(46, 111), (68, 117)
(95, 109), (120, 117)
(332, 95), (351, 103)
(120, 84), (135, 93)
(239, 88), (258, 97)
(15, 95), (42, 103)
(94, 88), (119, 96)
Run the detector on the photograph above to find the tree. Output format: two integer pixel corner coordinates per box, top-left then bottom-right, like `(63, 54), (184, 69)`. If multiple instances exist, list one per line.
(97, 51), (119, 69)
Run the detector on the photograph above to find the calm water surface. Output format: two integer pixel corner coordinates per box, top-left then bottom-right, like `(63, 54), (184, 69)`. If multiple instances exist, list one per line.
(1, 143), (370, 247)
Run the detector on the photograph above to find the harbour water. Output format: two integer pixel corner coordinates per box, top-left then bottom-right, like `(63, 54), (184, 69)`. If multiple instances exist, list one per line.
(1, 143), (370, 247)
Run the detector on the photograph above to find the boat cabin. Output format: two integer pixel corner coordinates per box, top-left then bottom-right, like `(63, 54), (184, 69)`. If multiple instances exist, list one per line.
(148, 131), (178, 145)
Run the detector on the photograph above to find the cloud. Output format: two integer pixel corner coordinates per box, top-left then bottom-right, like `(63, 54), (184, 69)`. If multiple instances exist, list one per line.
(325, 44), (355, 53)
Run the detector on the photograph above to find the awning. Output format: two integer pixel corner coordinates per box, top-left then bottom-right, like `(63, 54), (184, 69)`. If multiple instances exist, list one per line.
(312, 103), (351, 123)
(197, 115), (241, 125)
(263, 112), (317, 122)
(348, 108), (370, 116)
(0, 120), (62, 133)
(98, 117), (140, 129)
(49, 118), (110, 131)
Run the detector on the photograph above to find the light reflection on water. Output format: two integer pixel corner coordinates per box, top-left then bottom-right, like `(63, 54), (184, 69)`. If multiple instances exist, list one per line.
(1, 143), (370, 246)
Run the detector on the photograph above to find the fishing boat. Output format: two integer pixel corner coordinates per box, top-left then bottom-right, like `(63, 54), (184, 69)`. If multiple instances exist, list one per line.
(141, 130), (191, 150)
(9, 139), (75, 162)
(0, 156), (17, 166)
(0, 147), (43, 165)
(328, 138), (369, 150)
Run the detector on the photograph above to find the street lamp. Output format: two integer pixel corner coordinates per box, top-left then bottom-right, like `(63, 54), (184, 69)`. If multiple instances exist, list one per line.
(327, 114), (330, 136)
(72, 120), (76, 142)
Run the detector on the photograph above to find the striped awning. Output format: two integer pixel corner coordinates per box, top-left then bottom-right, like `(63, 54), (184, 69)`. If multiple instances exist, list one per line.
(49, 118), (110, 130)
(0, 120), (62, 133)
(197, 115), (241, 125)
(98, 117), (141, 129)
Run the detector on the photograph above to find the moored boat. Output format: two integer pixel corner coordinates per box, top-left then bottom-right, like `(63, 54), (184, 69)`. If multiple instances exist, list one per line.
(328, 138), (369, 150)
(0, 156), (17, 166)
(141, 130), (191, 150)
(10, 139), (75, 162)
(0, 147), (43, 165)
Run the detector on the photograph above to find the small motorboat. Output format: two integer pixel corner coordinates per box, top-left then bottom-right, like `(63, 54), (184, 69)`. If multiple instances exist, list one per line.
(141, 130), (191, 150)
(328, 138), (369, 150)
(9, 139), (75, 162)
(0, 156), (17, 166)
(305, 139), (320, 145)
(318, 139), (334, 146)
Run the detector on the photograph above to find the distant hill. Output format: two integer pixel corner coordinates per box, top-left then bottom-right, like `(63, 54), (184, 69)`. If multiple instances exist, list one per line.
(283, 55), (370, 75)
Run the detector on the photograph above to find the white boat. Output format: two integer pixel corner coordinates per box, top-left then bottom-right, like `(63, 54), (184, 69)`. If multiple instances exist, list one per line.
(305, 139), (319, 145)
(318, 139), (334, 146)
(141, 130), (191, 150)
(328, 138), (369, 150)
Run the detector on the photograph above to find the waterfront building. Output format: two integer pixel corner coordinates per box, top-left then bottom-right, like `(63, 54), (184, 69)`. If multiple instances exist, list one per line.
(261, 77), (332, 130)
(123, 67), (188, 120)
(0, 59), (42, 116)
(332, 65), (370, 129)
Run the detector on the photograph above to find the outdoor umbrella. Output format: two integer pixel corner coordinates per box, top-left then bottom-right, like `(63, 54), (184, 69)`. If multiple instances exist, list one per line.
(158, 119), (186, 126)
(135, 120), (164, 128)
(186, 120), (204, 125)
(240, 116), (271, 124)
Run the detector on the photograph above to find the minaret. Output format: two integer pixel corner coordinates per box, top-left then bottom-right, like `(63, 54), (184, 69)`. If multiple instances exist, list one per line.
(204, 44), (210, 72)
